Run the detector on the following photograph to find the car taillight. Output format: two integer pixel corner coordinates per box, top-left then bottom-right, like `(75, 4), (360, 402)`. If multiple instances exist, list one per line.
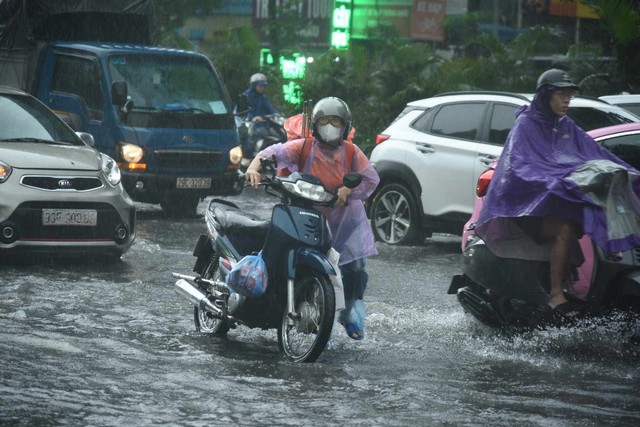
(376, 134), (390, 145)
(476, 168), (494, 197)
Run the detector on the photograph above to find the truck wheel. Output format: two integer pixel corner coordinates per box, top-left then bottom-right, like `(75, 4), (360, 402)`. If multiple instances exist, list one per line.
(370, 183), (424, 245)
(161, 196), (200, 218)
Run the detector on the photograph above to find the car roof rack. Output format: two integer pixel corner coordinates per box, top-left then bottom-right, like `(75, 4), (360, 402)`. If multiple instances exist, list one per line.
(433, 91), (530, 102)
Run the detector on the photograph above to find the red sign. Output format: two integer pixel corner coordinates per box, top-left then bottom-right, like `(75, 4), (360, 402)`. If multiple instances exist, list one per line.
(410, 0), (446, 41)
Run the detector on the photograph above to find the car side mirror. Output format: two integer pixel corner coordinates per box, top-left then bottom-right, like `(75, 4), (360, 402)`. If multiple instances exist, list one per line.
(111, 81), (128, 106)
(343, 172), (362, 189)
(76, 131), (95, 147)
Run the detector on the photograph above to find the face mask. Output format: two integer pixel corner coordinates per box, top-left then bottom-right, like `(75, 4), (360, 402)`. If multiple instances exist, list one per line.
(317, 124), (343, 146)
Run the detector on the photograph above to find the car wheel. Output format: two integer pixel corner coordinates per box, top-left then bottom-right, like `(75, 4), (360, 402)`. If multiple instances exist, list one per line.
(371, 183), (424, 245)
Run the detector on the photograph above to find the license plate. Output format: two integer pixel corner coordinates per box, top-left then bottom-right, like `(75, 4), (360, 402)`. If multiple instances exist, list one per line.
(176, 177), (211, 189)
(42, 209), (97, 226)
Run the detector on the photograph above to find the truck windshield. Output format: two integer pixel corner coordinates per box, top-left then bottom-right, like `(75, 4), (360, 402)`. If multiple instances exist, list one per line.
(108, 54), (229, 114)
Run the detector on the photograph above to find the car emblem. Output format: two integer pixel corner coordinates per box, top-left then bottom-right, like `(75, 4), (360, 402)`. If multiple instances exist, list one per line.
(183, 135), (195, 144)
(58, 179), (72, 189)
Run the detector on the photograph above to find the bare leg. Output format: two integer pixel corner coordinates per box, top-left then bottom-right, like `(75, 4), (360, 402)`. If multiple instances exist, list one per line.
(540, 216), (579, 310)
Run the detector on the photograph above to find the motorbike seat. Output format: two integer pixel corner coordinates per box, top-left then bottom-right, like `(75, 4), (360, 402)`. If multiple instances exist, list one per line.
(210, 202), (270, 237)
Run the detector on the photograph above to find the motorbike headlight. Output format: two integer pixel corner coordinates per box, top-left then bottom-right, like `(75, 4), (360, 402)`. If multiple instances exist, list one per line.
(282, 180), (333, 202)
(101, 154), (122, 186)
(229, 145), (243, 165)
(0, 160), (12, 183)
(120, 143), (144, 163)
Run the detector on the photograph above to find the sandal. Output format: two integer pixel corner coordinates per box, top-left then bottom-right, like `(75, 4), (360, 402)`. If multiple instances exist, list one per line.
(345, 323), (364, 340)
(545, 301), (584, 326)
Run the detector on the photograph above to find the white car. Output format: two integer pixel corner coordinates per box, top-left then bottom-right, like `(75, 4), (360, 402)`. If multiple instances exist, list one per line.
(368, 91), (640, 245)
(0, 85), (136, 259)
(599, 94), (640, 117)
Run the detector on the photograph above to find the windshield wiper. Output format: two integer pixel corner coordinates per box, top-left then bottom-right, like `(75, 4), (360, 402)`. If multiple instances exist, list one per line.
(0, 137), (71, 144)
(164, 107), (212, 114)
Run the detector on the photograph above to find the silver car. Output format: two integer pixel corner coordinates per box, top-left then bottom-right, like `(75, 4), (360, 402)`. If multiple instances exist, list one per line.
(0, 85), (135, 259)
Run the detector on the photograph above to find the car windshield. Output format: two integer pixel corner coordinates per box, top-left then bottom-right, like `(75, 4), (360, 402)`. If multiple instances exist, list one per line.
(108, 54), (229, 114)
(0, 94), (81, 144)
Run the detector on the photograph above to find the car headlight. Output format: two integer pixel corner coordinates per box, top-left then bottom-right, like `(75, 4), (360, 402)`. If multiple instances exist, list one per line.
(0, 160), (12, 183)
(101, 154), (122, 186)
(120, 143), (144, 163)
(282, 180), (333, 202)
(229, 145), (243, 165)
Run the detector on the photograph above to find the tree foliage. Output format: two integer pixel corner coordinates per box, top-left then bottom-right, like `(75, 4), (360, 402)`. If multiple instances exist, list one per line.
(154, 1), (640, 154)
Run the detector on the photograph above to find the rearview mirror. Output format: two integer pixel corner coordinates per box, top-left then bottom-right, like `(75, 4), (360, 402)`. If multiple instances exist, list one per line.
(111, 81), (128, 106)
(236, 93), (250, 115)
(343, 172), (362, 189)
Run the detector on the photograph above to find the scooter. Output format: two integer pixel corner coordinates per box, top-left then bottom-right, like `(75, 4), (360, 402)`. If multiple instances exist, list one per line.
(238, 114), (287, 163)
(448, 165), (640, 328)
(172, 157), (362, 362)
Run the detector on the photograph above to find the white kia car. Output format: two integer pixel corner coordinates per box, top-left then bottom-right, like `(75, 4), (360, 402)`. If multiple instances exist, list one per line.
(0, 85), (136, 259)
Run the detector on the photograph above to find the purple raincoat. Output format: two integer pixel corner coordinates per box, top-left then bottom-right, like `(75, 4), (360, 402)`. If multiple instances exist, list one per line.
(476, 86), (640, 260)
(257, 138), (380, 265)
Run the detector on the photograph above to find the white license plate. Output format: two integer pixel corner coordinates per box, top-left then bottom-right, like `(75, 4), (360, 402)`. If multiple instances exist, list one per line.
(176, 177), (211, 189)
(42, 209), (97, 226)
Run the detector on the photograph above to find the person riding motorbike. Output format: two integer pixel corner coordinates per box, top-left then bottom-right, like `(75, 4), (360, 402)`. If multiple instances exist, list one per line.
(238, 73), (279, 161)
(475, 68), (640, 321)
(245, 97), (380, 340)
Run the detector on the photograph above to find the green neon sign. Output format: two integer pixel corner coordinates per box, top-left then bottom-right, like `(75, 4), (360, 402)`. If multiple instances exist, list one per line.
(332, 1), (352, 50)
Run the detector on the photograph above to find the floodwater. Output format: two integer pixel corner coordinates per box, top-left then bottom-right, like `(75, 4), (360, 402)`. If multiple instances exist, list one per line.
(1, 188), (639, 426)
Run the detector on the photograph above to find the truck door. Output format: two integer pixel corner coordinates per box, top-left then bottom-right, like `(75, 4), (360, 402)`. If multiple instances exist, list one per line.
(48, 53), (111, 155)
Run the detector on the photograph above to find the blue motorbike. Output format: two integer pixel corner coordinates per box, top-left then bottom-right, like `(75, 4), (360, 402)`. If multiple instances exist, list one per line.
(172, 157), (362, 362)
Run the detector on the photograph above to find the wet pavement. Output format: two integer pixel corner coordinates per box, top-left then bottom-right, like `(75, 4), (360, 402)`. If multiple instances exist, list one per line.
(1, 188), (640, 426)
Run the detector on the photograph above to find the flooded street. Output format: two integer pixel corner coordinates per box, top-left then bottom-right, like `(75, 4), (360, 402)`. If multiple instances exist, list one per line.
(2, 188), (640, 426)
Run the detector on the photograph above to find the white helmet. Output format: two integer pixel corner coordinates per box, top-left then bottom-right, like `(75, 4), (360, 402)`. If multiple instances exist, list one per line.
(250, 73), (268, 85)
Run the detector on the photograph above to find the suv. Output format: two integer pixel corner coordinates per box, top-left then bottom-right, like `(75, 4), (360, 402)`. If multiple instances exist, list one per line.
(368, 91), (640, 245)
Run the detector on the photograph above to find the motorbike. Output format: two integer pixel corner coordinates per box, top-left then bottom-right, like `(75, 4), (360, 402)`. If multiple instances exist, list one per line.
(238, 114), (287, 163)
(448, 165), (640, 328)
(172, 157), (363, 362)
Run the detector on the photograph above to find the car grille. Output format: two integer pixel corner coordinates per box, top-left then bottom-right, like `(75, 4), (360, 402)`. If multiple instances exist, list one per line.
(6, 201), (127, 241)
(20, 176), (104, 191)
(153, 150), (221, 168)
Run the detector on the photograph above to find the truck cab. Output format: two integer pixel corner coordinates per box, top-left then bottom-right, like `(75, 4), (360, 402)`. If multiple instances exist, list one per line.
(34, 42), (243, 217)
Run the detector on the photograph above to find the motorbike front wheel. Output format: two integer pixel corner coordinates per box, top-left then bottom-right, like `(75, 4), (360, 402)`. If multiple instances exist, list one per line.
(194, 254), (230, 337)
(277, 272), (335, 363)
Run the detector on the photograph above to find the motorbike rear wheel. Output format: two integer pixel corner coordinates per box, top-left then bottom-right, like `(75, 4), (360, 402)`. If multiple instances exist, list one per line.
(277, 272), (335, 363)
(194, 254), (230, 336)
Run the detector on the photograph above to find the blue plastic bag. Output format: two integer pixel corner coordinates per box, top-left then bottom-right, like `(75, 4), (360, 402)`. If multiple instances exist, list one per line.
(225, 251), (268, 297)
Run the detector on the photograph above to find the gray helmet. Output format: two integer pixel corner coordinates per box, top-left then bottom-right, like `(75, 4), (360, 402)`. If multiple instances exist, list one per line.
(250, 73), (267, 86)
(311, 97), (352, 144)
(536, 68), (579, 91)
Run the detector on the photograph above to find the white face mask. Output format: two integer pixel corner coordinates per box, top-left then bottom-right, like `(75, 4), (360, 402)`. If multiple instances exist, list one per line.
(317, 124), (343, 146)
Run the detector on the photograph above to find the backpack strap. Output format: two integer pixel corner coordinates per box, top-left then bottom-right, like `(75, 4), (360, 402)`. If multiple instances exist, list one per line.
(297, 137), (314, 171)
(278, 138), (356, 177)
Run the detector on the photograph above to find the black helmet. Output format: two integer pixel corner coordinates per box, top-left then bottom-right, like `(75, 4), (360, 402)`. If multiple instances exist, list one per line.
(536, 68), (579, 91)
(311, 97), (352, 145)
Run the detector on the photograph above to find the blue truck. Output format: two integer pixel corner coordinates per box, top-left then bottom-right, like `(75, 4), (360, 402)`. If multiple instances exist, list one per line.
(0, 0), (244, 217)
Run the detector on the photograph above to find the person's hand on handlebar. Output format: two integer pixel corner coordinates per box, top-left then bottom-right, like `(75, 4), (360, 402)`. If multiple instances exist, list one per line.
(336, 186), (352, 207)
(245, 156), (263, 188)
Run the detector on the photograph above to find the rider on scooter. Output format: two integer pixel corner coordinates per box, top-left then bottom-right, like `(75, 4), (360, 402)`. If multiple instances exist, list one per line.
(245, 97), (380, 340)
(475, 69), (640, 320)
(238, 73), (279, 162)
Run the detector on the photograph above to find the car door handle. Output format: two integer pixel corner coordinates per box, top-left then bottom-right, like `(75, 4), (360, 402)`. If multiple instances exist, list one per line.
(478, 154), (496, 167)
(417, 143), (435, 154)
